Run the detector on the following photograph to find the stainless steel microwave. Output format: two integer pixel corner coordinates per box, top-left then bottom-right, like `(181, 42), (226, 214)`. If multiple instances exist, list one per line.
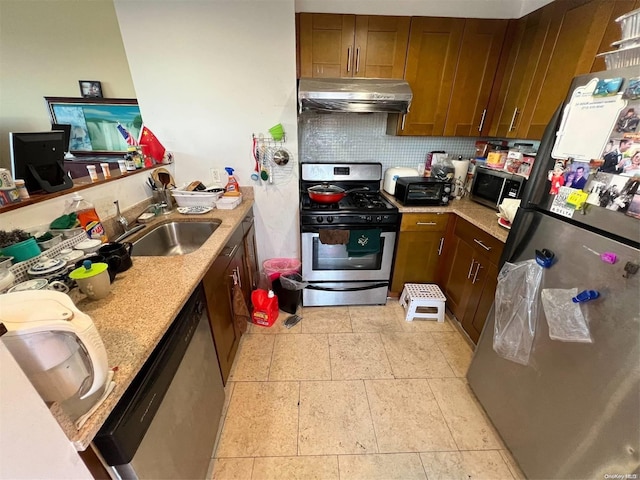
(470, 166), (526, 210)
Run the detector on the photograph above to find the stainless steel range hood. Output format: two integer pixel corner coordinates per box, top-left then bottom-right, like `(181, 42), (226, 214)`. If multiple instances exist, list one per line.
(298, 78), (412, 114)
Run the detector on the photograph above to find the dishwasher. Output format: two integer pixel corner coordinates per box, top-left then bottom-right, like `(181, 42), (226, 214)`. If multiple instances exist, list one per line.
(92, 284), (225, 479)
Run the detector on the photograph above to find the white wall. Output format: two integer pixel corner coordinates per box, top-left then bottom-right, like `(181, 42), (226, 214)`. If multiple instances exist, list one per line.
(114, 0), (300, 265)
(0, 0), (136, 170)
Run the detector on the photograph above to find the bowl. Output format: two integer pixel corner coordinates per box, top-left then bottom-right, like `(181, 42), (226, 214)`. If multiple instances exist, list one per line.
(37, 233), (63, 251)
(75, 239), (102, 254)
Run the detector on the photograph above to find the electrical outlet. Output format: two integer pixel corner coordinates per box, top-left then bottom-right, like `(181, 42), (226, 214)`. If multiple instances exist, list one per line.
(210, 168), (221, 185)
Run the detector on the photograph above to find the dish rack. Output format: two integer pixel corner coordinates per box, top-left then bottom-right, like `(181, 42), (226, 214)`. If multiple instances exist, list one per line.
(172, 185), (224, 208)
(598, 7), (640, 69)
(9, 232), (88, 283)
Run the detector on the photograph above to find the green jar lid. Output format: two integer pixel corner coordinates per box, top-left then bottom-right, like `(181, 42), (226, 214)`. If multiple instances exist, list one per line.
(69, 260), (108, 279)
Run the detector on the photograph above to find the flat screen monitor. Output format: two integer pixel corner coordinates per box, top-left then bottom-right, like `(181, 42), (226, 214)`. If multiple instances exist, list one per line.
(51, 123), (72, 156)
(9, 131), (72, 194)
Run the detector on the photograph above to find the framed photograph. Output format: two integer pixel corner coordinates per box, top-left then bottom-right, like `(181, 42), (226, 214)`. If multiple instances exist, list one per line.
(45, 97), (142, 155)
(79, 80), (103, 98)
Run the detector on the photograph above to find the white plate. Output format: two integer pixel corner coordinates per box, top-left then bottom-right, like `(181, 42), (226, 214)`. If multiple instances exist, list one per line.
(177, 206), (213, 215)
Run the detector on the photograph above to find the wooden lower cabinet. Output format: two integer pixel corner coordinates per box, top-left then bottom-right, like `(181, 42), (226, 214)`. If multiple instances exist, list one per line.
(390, 213), (449, 296)
(242, 211), (259, 301)
(202, 226), (245, 385)
(441, 217), (503, 344)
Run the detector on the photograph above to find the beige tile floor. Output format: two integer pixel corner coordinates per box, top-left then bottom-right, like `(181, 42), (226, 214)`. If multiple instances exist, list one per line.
(210, 302), (525, 480)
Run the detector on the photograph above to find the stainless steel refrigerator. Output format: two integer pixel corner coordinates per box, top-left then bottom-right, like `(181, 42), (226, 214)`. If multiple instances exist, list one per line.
(467, 66), (640, 479)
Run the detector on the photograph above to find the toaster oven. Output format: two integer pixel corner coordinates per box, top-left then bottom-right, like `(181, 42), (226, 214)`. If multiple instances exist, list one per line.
(394, 177), (452, 206)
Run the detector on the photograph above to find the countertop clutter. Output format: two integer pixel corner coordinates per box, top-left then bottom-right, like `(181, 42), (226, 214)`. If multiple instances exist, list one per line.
(382, 192), (509, 243)
(55, 189), (255, 451)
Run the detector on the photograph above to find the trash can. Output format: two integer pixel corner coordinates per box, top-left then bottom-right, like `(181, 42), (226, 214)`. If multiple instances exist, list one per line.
(273, 273), (306, 314)
(262, 258), (301, 281)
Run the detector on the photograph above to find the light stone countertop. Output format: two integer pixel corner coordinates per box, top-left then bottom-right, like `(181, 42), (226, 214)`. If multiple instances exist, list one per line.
(58, 190), (255, 451)
(381, 192), (509, 243)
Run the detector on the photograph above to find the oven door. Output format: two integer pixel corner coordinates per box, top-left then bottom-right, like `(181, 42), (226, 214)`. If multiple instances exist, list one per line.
(301, 230), (396, 282)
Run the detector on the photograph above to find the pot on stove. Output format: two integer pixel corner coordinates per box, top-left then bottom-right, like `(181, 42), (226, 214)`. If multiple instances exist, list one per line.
(307, 184), (369, 204)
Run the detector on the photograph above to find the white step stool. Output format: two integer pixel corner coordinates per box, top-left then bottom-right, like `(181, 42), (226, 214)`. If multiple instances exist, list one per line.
(399, 283), (446, 323)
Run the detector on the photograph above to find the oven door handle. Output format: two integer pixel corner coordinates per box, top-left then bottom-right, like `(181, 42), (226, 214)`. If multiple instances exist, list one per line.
(305, 282), (389, 292)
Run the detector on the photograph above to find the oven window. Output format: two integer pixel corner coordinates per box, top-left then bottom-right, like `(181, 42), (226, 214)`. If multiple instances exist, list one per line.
(472, 172), (505, 204)
(312, 237), (384, 271)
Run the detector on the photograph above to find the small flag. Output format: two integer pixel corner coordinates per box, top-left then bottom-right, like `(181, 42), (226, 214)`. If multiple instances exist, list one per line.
(116, 123), (138, 146)
(140, 126), (166, 164)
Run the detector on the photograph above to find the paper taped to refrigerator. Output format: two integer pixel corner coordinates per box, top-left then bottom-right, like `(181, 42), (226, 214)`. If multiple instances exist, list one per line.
(552, 78), (627, 161)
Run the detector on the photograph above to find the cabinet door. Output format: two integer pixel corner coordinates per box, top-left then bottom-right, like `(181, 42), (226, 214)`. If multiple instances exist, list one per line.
(520, 0), (606, 139)
(391, 230), (446, 294)
(394, 17), (465, 135)
(353, 16), (410, 78)
(488, 10), (548, 138)
(443, 19), (507, 136)
(203, 231), (245, 385)
(299, 13), (355, 78)
(468, 262), (499, 344)
(590, 0), (640, 72)
(441, 234), (476, 321)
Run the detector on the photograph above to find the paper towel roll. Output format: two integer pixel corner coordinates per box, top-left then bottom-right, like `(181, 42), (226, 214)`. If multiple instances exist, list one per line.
(451, 160), (470, 197)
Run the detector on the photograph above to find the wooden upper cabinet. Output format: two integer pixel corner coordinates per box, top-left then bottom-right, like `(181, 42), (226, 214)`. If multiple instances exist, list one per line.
(519, 0), (608, 139)
(443, 19), (507, 136)
(395, 17), (465, 136)
(487, 10), (549, 138)
(298, 13), (409, 79)
(590, 0), (640, 72)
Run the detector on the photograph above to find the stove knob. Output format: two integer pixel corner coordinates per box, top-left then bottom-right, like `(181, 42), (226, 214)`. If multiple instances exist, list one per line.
(316, 216), (323, 223)
(376, 215), (382, 223)
(366, 215), (372, 222)
(327, 216), (334, 223)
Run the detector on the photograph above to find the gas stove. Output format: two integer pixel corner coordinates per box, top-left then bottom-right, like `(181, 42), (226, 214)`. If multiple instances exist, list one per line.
(300, 162), (399, 228)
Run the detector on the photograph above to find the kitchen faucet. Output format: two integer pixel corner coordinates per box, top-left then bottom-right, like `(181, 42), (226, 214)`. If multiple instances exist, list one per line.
(113, 200), (145, 242)
(114, 200), (129, 233)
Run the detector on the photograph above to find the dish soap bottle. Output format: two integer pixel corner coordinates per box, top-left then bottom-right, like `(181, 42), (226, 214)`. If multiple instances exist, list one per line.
(224, 167), (240, 196)
(64, 193), (107, 242)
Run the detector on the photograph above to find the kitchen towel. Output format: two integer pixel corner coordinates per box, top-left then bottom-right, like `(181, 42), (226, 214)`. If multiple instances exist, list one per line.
(346, 228), (381, 257)
(319, 229), (350, 245)
(232, 285), (249, 334)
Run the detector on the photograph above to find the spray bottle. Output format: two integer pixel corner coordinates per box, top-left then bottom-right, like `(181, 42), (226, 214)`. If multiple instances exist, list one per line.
(224, 167), (240, 196)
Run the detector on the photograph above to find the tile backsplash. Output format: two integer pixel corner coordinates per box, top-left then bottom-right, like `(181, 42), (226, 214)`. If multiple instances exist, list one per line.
(298, 112), (539, 173)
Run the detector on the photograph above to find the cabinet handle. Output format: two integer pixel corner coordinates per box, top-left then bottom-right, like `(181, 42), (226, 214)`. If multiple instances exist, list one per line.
(355, 47), (360, 73)
(473, 238), (492, 251)
(472, 262), (483, 284)
(401, 114), (406, 131)
(438, 237), (444, 256)
(508, 107), (519, 132)
(467, 259), (476, 279)
(224, 244), (239, 258)
(477, 109), (487, 132)
(347, 47), (352, 73)
(416, 221), (437, 226)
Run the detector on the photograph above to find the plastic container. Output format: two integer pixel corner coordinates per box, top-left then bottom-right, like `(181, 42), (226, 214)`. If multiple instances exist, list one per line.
(251, 289), (279, 327)
(1, 238), (41, 263)
(224, 167), (240, 195)
(64, 194), (107, 242)
(262, 258), (301, 281)
(215, 195), (243, 210)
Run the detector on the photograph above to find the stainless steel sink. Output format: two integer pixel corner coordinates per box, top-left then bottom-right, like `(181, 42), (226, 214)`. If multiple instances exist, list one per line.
(131, 221), (220, 256)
